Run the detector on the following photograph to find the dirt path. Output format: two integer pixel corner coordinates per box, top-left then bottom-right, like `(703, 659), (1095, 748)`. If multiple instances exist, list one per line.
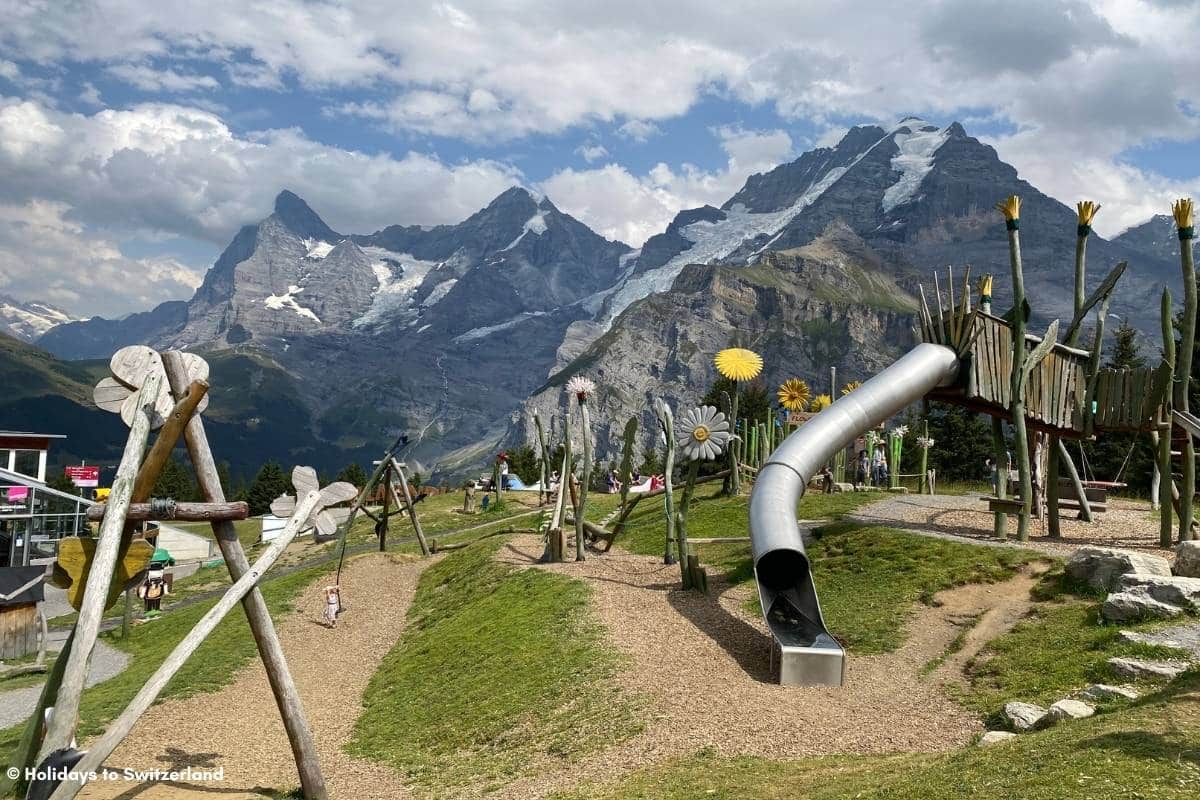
(494, 534), (1044, 799)
(77, 552), (430, 800)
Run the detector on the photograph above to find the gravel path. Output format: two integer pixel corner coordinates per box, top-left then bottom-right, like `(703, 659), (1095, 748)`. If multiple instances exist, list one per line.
(491, 533), (1038, 799)
(849, 493), (1172, 559)
(77, 552), (432, 800)
(0, 637), (130, 730)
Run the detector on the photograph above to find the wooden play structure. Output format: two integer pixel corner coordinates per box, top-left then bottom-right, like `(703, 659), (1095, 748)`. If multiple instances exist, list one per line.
(334, 435), (430, 560)
(0, 567), (45, 663)
(913, 197), (1195, 545)
(0, 345), (351, 800)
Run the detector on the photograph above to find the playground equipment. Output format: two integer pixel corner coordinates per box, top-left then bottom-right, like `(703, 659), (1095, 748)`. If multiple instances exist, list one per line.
(1, 345), (338, 800)
(335, 435), (430, 560)
(751, 196), (1195, 687)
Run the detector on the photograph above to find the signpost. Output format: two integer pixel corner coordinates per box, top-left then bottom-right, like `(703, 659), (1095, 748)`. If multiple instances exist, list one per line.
(64, 465), (100, 488)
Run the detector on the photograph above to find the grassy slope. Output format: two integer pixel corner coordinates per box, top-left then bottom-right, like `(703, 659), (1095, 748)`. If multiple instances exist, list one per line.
(0, 560), (332, 763)
(349, 536), (641, 793)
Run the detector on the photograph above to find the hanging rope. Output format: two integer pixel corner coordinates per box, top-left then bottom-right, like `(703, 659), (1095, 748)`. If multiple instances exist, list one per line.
(149, 497), (177, 519)
(1112, 441), (1137, 484)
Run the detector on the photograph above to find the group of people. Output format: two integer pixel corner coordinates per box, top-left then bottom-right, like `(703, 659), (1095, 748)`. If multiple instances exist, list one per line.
(605, 468), (643, 493)
(853, 446), (890, 489)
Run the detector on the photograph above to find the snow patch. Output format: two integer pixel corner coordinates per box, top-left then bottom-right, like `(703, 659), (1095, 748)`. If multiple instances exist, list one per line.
(263, 285), (321, 323)
(302, 238), (337, 259)
(422, 278), (458, 307)
(881, 123), (948, 213)
(500, 211), (549, 252)
(353, 248), (440, 328)
(453, 311), (549, 343)
(599, 131), (889, 328)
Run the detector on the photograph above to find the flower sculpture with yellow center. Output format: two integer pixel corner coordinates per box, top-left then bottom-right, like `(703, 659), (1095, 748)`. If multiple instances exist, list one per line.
(677, 405), (731, 462)
(777, 378), (811, 412)
(714, 348), (763, 382)
(810, 394), (832, 412)
(840, 380), (862, 396)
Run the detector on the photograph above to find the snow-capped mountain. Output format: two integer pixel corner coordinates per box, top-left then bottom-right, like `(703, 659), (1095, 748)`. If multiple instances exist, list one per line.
(28, 118), (1183, 476)
(0, 295), (82, 342)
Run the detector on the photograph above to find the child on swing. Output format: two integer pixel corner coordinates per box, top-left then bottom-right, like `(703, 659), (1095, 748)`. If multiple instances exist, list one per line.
(323, 585), (341, 628)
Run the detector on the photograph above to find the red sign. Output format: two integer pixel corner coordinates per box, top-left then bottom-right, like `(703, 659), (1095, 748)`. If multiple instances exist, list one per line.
(65, 465), (100, 488)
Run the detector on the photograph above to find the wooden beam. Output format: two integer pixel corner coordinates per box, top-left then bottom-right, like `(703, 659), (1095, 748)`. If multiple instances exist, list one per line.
(160, 350), (327, 800)
(391, 459), (430, 556)
(131, 380), (208, 502)
(87, 501), (248, 523)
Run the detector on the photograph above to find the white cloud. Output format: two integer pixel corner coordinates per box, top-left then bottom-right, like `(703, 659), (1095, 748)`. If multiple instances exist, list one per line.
(0, 59), (18, 81)
(0, 200), (203, 316)
(542, 125), (794, 246)
(0, 97), (522, 246)
(616, 120), (662, 142)
(77, 81), (103, 106)
(105, 63), (220, 92)
(576, 143), (608, 163)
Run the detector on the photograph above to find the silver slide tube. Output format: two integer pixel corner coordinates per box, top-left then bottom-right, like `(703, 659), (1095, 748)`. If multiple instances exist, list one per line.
(749, 343), (959, 686)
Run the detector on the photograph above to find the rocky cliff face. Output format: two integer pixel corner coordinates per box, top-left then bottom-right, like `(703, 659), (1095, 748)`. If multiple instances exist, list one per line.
(524, 224), (920, 456)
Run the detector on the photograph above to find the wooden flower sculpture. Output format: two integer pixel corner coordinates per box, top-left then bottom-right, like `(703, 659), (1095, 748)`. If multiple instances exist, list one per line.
(840, 380), (862, 396)
(92, 345), (209, 429)
(270, 466), (357, 539)
(564, 374), (596, 561)
(777, 378), (811, 412)
(810, 394), (832, 412)
(676, 405), (731, 462)
(714, 348), (763, 382)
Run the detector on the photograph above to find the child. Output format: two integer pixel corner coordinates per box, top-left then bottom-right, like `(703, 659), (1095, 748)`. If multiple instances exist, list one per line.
(323, 585), (341, 628)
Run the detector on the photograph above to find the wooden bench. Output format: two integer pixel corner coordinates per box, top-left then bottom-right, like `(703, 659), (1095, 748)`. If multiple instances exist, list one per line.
(983, 496), (1106, 515)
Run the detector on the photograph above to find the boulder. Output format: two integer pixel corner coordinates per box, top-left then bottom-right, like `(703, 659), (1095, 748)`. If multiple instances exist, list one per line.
(1108, 657), (1190, 681)
(1102, 589), (1185, 622)
(1175, 541), (1200, 578)
(979, 731), (1018, 745)
(1002, 701), (1047, 731)
(1079, 684), (1140, 701)
(1115, 574), (1200, 609)
(1065, 547), (1171, 591)
(1042, 698), (1095, 725)
(1118, 626), (1200, 656)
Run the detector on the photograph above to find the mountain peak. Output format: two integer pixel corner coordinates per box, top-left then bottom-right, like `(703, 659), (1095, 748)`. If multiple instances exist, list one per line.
(272, 190), (339, 241)
(486, 186), (539, 210)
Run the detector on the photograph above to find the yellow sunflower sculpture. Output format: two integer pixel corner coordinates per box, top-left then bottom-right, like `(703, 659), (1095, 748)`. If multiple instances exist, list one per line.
(777, 378), (811, 412)
(810, 394), (832, 411)
(714, 348), (763, 382)
(840, 380), (862, 396)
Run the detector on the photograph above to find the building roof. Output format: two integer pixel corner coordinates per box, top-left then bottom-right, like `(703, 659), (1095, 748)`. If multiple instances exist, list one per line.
(0, 431), (67, 439)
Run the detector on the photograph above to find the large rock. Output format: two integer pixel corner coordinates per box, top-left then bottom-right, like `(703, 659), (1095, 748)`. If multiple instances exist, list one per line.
(1108, 657), (1190, 681)
(1115, 574), (1200, 610)
(979, 731), (1018, 745)
(1102, 589), (1185, 622)
(1175, 541), (1200, 578)
(1080, 684), (1140, 702)
(1042, 699), (1095, 725)
(1065, 547), (1171, 591)
(1002, 701), (1047, 731)
(1118, 625), (1200, 656)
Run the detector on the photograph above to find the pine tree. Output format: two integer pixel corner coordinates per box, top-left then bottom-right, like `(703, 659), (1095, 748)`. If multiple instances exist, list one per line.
(152, 457), (198, 502)
(335, 461), (368, 487)
(506, 444), (540, 484)
(246, 461), (289, 516)
(639, 445), (661, 476)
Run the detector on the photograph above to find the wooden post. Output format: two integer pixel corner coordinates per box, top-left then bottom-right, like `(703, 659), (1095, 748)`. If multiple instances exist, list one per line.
(378, 462), (391, 552)
(998, 196), (1032, 541)
(391, 459), (430, 556)
(574, 397), (592, 561)
(919, 421), (930, 494)
(0, 630), (75, 799)
(1174, 200), (1196, 542)
(676, 460), (700, 589)
(727, 384), (741, 496)
(161, 351), (327, 800)
(49, 490), (325, 800)
(39, 372), (161, 761)
(1160, 286), (1177, 547)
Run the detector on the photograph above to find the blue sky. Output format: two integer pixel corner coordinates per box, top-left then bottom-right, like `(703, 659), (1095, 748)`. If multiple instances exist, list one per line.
(0, 0), (1197, 317)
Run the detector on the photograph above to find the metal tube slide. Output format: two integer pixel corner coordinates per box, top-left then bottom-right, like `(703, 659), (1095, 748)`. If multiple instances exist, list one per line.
(749, 343), (960, 686)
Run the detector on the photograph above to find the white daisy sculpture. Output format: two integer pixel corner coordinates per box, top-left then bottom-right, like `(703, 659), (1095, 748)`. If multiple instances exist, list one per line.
(676, 405), (732, 462)
(565, 375), (596, 402)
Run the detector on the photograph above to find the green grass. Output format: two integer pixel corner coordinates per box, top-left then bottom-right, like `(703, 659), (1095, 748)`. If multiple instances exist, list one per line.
(550, 668), (1200, 799)
(0, 559), (334, 764)
(349, 536), (641, 793)
(958, 571), (1200, 717)
(608, 486), (1041, 654)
